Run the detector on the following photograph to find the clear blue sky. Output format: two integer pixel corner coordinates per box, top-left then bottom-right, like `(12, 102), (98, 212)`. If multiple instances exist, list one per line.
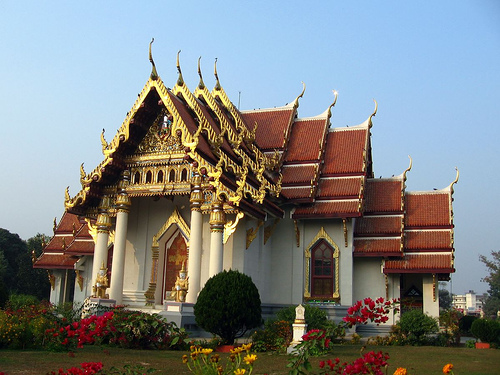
(1, 1), (499, 295)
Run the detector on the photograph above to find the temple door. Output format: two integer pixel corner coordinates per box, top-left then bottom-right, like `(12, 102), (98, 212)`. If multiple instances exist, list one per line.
(162, 232), (188, 302)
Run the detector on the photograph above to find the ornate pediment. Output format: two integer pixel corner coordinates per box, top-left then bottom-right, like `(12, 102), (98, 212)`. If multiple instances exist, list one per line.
(136, 109), (183, 155)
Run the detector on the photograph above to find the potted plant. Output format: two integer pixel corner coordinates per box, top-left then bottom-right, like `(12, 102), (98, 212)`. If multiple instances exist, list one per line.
(470, 318), (500, 348)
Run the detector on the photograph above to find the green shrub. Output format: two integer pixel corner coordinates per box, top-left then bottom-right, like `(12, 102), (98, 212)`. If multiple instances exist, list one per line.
(194, 269), (262, 344)
(6, 293), (39, 310)
(397, 309), (438, 345)
(459, 315), (477, 335)
(276, 304), (328, 330)
(251, 319), (291, 352)
(471, 319), (500, 344)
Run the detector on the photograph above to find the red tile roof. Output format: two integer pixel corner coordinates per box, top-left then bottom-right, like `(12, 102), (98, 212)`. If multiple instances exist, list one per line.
(241, 107), (295, 150)
(405, 192), (452, 228)
(33, 253), (79, 269)
(363, 178), (404, 213)
(317, 177), (363, 199)
(353, 238), (403, 257)
(282, 164), (317, 185)
(384, 253), (454, 273)
(293, 200), (361, 218)
(322, 127), (368, 176)
(355, 216), (403, 236)
(281, 187), (313, 200)
(404, 230), (453, 250)
(284, 118), (326, 162)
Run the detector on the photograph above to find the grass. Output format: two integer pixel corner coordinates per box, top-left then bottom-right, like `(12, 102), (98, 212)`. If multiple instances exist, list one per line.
(0, 344), (499, 374)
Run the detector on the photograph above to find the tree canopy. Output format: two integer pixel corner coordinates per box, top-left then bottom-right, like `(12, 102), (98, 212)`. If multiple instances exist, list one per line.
(0, 228), (51, 306)
(479, 250), (500, 318)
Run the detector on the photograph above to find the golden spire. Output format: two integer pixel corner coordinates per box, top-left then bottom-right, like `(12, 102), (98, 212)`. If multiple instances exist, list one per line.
(149, 38), (158, 80)
(326, 89), (339, 119)
(368, 99), (378, 128)
(176, 50), (184, 86)
(197, 56), (205, 89)
(448, 167), (460, 194)
(214, 58), (221, 90)
(402, 155), (413, 182)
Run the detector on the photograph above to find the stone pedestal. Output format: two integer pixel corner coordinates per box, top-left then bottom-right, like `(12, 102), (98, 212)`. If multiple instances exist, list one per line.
(287, 304), (307, 354)
(162, 302), (196, 330)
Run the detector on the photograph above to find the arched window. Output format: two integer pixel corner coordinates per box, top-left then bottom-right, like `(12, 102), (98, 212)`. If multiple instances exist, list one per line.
(169, 169), (176, 182)
(304, 227), (339, 301)
(145, 170), (152, 184)
(157, 170), (164, 183)
(180, 168), (188, 182)
(133, 171), (141, 184)
(311, 240), (334, 297)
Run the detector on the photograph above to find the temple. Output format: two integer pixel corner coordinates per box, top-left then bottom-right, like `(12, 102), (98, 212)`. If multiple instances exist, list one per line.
(34, 46), (457, 331)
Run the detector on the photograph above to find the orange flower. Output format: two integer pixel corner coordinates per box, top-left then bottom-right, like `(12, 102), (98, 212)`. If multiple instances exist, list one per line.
(443, 363), (453, 374)
(393, 368), (407, 375)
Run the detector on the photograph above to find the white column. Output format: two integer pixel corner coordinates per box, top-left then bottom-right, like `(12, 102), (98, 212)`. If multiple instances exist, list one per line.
(209, 198), (225, 277)
(186, 171), (204, 304)
(91, 196), (112, 292)
(109, 171), (131, 304)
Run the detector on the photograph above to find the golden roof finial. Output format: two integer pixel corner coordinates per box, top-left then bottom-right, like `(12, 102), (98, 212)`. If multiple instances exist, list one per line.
(176, 50), (184, 86)
(214, 58), (221, 90)
(197, 56), (205, 89)
(368, 99), (378, 128)
(149, 38), (158, 80)
(327, 89), (339, 118)
(402, 155), (413, 182)
(100, 129), (108, 154)
(65, 186), (70, 203)
(293, 82), (306, 108)
(449, 167), (460, 194)
(53, 217), (57, 233)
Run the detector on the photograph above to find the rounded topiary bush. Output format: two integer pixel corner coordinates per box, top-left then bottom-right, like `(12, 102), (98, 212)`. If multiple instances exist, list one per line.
(471, 319), (500, 344)
(194, 269), (262, 344)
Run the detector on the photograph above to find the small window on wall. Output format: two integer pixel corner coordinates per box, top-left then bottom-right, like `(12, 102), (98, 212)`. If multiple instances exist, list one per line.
(157, 170), (164, 183)
(169, 169), (176, 182)
(180, 168), (188, 181)
(304, 227), (340, 302)
(133, 171), (141, 184)
(146, 170), (153, 183)
(311, 240), (335, 297)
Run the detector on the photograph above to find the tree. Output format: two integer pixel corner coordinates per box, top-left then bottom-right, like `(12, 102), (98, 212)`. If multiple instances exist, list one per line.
(194, 269), (262, 344)
(0, 229), (51, 305)
(479, 250), (500, 318)
(439, 283), (453, 311)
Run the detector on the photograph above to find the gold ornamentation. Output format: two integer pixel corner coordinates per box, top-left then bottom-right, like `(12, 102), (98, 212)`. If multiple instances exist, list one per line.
(136, 110), (183, 154)
(224, 211), (244, 244)
(229, 164), (248, 206)
(48, 271), (55, 290)
(209, 198), (226, 232)
(263, 218), (280, 245)
(92, 262), (109, 299)
(169, 262), (188, 302)
(342, 218), (348, 247)
(75, 269), (84, 292)
(246, 220), (263, 249)
(294, 220), (300, 247)
(433, 274), (437, 302)
(149, 38), (158, 80)
(385, 273), (389, 300)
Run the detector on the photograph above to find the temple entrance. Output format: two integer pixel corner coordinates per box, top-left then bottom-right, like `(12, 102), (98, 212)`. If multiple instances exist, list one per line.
(162, 232), (188, 303)
(400, 274), (423, 314)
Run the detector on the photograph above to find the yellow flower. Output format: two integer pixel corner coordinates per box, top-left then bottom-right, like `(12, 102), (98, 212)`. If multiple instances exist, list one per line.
(244, 354), (257, 365)
(230, 346), (244, 354)
(201, 348), (213, 355)
(182, 355), (189, 364)
(393, 368), (407, 375)
(443, 363), (454, 374)
(234, 369), (246, 375)
(241, 343), (252, 352)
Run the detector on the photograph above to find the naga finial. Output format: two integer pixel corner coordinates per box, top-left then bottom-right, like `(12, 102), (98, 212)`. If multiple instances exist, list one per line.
(197, 56), (205, 89)
(449, 167), (460, 194)
(65, 186), (70, 202)
(402, 155), (413, 182)
(293, 82), (306, 108)
(327, 89), (339, 119)
(368, 99), (378, 128)
(149, 38), (158, 80)
(176, 50), (184, 86)
(80, 163), (86, 185)
(214, 58), (221, 90)
(100, 129), (108, 154)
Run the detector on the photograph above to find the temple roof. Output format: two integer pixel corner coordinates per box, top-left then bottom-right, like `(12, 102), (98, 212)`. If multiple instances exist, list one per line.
(34, 212), (95, 269)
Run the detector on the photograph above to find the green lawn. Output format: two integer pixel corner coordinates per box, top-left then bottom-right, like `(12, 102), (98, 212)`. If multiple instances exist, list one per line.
(1, 345), (499, 374)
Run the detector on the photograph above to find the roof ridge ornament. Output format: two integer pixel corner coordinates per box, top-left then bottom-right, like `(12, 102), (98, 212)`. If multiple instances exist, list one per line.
(402, 155), (413, 182)
(214, 58), (221, 90)
(327, 89), (339, 119)
(149, 38), (158, 80)
(176, 50), (184, 86)
(368, 99), (378, 128)
(293, 81), (306, 108)
(197, 56), (205, 89)
(448, 167), (459, 194)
